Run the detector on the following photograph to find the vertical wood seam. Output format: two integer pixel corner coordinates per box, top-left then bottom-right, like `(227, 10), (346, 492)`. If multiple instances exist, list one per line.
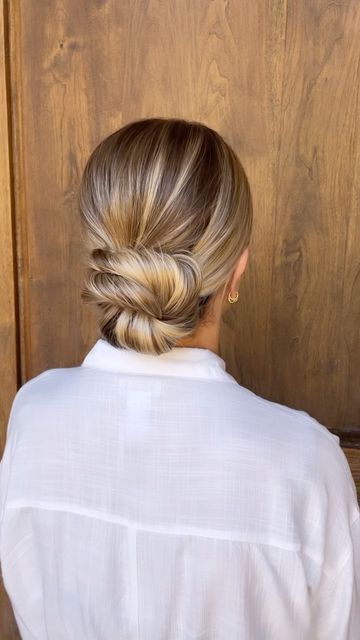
(5, 0), (31, 384)
(2, 0), (20, 391)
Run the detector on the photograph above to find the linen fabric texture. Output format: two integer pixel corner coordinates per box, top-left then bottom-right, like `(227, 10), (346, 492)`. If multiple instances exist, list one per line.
(0, 338), (359, 639)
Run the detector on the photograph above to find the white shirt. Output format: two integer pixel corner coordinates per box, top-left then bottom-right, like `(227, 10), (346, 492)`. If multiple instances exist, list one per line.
(0, 338), (359, 640)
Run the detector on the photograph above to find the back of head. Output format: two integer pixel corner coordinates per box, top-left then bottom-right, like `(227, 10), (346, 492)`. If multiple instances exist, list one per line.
(78, 117), (253, 355)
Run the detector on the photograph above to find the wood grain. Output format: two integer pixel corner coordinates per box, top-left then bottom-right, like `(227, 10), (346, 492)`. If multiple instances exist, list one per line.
(344, 447), (360, 504)
(0, 0), (18, 442)
(0, 0), (20, 633)
(0, 575), (20, 640)
(7, 0), (359, 439)
(261, 1), (360, 433)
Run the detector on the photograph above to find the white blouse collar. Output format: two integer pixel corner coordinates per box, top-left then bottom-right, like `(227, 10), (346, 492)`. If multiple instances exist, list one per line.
(81, 338), (236, 383)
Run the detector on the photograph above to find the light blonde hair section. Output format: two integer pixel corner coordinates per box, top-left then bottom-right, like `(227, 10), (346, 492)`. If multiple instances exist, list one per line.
(78, 117), (253, 355)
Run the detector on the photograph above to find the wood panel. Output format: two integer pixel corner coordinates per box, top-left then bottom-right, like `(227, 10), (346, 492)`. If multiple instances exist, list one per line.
(263, 0), (360, 432)
(0, 2), (20, 637)
(8, 0), (98, 382)
(221, 0), (360, 440)
(0, 0), (18, 444)
(344, 448), (360, 504)
(8, 0), (360, 440)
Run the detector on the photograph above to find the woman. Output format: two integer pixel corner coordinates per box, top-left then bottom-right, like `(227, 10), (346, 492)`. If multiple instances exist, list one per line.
(0, 117), (359, 639)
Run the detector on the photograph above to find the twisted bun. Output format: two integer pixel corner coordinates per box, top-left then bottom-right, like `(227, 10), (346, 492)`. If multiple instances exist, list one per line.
(82, 246), (204, 354)
(79, 118), (253, 354)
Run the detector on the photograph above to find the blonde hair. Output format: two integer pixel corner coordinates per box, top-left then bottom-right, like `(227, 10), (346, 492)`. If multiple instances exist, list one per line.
(78, 117), (253, 355)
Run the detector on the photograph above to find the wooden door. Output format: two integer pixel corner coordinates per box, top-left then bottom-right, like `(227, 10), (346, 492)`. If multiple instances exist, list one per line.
(1, 1), (359, 636)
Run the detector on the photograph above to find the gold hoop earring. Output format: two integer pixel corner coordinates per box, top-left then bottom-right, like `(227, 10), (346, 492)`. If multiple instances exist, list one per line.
(228, 291), (239, 304)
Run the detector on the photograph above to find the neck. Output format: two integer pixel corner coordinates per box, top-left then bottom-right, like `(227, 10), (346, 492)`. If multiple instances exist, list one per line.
(175, 324), (221, 356)
(175, 287), (225, 356)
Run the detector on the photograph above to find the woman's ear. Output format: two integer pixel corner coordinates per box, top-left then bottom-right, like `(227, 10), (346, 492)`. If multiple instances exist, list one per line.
(230, 246), (249, 292)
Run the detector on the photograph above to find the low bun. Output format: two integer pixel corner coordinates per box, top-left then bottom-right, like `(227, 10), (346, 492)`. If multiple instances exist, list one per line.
(79, 118), (253, 355)
(82, 245), (204, 354)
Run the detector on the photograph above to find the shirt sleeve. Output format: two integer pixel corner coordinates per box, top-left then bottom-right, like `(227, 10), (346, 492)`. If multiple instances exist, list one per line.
(0, 438), (11, 546)
(0, 373), (51, 543)
(0, 391), (21, 544)
(311, 513), (360, 639)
